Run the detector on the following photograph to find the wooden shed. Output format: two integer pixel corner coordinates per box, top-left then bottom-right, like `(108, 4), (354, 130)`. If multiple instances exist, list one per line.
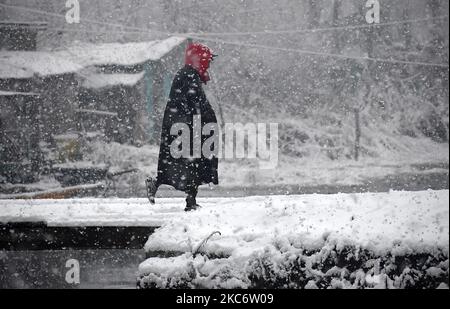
(72, 37), (188, 144)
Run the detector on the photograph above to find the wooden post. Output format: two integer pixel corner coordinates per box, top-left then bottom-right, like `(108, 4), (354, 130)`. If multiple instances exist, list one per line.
(354, 107), (361, 161)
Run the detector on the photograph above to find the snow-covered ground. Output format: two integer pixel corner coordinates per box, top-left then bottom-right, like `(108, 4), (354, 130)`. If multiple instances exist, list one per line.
(1, 190), (448, 288)
(86, 140), (449, 188)
(0, 198), (184, 227)
(2, 138), (447, 198)
(138, 190), (449, 289)
(76, 140), (449, 198)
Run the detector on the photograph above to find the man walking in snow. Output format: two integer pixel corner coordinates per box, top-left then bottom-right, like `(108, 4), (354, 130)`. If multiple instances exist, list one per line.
(146, 43), (219, 212)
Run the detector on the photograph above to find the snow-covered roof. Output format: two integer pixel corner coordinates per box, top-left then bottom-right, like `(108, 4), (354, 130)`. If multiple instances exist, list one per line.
(82, 72), (146, 89)
(0, 36), (186, 79)
(0, 90), (40, 96)
(68, 36), (186, 67)
(0, 51), (83, 79)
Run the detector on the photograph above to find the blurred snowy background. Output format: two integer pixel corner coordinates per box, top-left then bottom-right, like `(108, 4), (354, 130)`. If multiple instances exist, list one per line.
(0, 0), (448, 197)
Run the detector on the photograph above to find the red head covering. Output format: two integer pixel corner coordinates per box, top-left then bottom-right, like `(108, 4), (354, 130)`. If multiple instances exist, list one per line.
(185, 43), (216, 84)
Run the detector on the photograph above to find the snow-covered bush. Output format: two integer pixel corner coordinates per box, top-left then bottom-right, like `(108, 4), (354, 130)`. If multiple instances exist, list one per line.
(138, 240), (449, 289)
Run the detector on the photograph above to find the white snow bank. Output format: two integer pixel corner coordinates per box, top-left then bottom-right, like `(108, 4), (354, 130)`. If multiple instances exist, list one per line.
(0, 197), (188, 227)
(144, 190), (449, 257)
(139, 190), (449, 289)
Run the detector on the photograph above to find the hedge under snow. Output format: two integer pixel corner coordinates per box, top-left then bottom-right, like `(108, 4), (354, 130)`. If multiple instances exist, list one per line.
(138, 190), (449, 289)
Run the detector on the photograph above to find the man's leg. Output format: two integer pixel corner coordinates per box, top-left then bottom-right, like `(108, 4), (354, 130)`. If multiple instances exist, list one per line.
(146, 177), (160, 204)
(185, 184), (200, 211)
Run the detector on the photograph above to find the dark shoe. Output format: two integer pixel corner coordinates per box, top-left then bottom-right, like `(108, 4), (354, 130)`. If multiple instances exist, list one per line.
(184, 204), (202, 212)
(145, 177), (157, 205)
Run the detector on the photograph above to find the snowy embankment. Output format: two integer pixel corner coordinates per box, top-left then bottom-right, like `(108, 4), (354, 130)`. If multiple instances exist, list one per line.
(138, 190), (449, 289)
(0, 198), (185, 227)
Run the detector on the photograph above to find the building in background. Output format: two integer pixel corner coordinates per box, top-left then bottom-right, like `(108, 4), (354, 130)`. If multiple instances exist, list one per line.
(0, 24), (186, 184)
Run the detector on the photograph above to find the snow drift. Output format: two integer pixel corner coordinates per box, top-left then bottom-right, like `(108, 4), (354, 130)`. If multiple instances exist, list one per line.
(138, 190), (449, 289)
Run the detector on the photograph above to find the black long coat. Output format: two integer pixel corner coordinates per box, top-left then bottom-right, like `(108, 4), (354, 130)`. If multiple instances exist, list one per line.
(156, 65), (219, 192)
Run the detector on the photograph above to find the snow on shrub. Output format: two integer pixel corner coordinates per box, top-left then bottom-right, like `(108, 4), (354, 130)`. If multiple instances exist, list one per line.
(138, 190), (449, 289)
(138, 241), (449, 289)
